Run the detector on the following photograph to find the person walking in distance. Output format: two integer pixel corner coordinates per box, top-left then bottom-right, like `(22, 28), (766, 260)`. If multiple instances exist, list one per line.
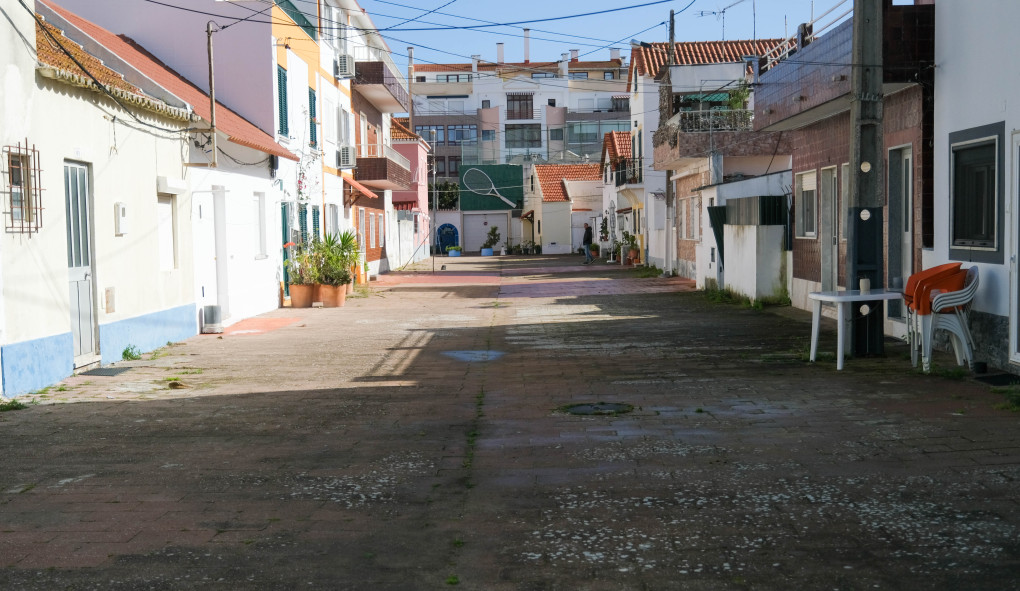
(582, 222), (594, 265)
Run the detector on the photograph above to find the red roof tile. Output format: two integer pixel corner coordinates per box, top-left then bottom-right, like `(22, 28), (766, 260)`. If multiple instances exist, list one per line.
(41, 0), (297, 161)
(534, 164), (601, 203)
(601, 131), (632, 165)
(36, 18), (141, 95)
(390, 117), (420, 141)
(628, 39), (787, 85)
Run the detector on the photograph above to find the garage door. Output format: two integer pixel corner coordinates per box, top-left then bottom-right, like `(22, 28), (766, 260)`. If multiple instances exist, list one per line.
(463, 213), (507, 252)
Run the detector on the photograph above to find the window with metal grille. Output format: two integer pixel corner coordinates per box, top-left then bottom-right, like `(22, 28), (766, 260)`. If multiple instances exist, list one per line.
(277, 66), (289, 136)
(308, 87), (318, 147)
(4, 142), (42, 234)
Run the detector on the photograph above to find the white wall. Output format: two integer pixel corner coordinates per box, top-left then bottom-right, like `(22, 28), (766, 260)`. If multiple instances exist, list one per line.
(724, 225), (786, 301)
(541, 202), (573, 254)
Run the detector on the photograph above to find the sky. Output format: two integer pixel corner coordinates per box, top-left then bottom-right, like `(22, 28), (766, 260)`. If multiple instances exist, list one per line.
(356, 0), (852, 71)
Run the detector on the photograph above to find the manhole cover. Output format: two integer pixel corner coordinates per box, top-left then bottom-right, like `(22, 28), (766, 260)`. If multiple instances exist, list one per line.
(560, 402), (633, 416)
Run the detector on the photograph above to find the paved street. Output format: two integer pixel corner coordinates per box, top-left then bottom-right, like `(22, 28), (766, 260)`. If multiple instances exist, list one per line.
(1, 255), (1018, 590)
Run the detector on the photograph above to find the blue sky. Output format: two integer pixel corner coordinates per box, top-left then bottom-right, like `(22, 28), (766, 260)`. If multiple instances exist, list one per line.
(357, 0), (851, 70)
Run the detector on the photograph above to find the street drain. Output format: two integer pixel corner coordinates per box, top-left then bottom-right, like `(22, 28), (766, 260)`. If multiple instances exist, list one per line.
(559, 402), (634, 416)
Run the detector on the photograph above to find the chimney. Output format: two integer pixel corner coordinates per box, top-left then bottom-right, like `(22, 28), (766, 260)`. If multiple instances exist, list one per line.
(570, 49), (579, 62)
(472, 54), (480, 73)
(610, 48), (621, 61)
(560, 53), (569, 77)
(523, 29), (530, 63)
(497, 43), (504, 64)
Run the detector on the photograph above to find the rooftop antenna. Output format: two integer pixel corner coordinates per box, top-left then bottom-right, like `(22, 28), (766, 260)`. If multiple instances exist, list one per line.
(696, 0), (749, 41)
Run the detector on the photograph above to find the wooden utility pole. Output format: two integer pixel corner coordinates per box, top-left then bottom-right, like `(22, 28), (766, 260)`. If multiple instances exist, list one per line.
(847, 0), (884, 354)
(664, 9), (675, 276)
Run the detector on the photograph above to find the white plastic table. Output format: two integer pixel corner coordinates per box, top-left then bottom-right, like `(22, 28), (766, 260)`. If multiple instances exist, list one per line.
(808, 289), (904, 370)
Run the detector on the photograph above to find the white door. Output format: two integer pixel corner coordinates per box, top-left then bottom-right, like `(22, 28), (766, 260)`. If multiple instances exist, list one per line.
(1011, 133), (1020, 364)
(820, 167), (838, 291)
(192, 193), (218, 309)
(64, 163), (98, 367)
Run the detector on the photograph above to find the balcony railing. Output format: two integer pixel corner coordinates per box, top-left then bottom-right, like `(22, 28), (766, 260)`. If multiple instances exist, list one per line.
(612, 159), (643, 187)
(357, 143), (411, 171)
(668, 109), (753, 133)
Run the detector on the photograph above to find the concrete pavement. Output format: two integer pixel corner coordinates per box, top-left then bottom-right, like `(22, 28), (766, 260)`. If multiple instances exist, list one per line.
(1, 254), (1018, 589)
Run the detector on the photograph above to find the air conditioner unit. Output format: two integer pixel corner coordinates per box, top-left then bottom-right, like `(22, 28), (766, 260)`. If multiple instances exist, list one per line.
(337, 145), (357, 169)
(334, 55), (356, 79)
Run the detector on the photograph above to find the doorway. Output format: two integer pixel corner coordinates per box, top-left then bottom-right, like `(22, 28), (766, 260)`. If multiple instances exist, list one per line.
(887, 146), (913, 319)
(64, 162), (99, 367)
(820, 167), (839, 291)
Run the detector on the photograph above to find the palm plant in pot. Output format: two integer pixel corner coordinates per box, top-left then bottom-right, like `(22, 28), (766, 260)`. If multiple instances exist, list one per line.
(480, 226), (500, 256)
(335, 230), (360, 294)
(316, 233), (353, 307)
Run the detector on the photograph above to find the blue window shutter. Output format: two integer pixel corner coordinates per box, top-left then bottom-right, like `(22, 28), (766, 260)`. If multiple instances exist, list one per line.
(308, 88), (317, 147)
(312, 205), (320, 240)
(277, 66), (289, 136)
(299, 203), (308, 244)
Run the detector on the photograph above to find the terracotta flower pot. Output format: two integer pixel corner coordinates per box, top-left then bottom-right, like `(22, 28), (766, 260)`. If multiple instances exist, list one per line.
(289, 284), (314, 308)
(319, 284), (346, 308)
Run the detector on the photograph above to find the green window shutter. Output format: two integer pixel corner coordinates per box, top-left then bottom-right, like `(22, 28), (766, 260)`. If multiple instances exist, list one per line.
(312, 205), (320, 240)
(277, 66), (289, 136)
(298, 203), (308, 244)
(308, 87), (317, 147)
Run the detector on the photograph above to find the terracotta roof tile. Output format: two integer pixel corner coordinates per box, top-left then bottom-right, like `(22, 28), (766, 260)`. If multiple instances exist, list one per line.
(36, 19), (141, 95)
(390, 117), (420, 141)
(534, 163), (601, 203)
(41, 0), (297, 161)
(628, 39), (788, 86)
(600, 131), (632, 165)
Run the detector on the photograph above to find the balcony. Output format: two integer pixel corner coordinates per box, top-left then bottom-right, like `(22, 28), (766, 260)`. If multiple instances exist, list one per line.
(353, 143), (412, 191)
(669, 109), (753, 133)
(611, 159), (643, 187)
(352, 46), (409, 113)
(653, 109), (790, 171)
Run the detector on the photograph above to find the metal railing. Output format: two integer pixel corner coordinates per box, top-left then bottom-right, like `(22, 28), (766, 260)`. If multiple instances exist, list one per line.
(357, 143), (411, 170)
(760, 0), (852, 72)
(612, 159), (643, 186)
(668, 109), (753, 133)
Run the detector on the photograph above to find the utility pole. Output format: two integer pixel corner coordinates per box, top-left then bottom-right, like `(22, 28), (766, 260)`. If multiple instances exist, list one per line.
(407, 47), (414, 132)
(847, 0), (884, 355)
(206, 21), (218, 168)
(664, 9), (675, 276)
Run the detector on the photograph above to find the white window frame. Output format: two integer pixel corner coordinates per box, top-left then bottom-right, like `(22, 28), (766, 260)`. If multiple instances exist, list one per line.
(254, 192), (268, 259)
(369, 212), (376, 248)
(378, 212), (384, 249)
(795, 170), (817, 238)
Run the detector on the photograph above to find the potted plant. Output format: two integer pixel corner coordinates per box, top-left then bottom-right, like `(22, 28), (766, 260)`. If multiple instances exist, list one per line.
(446, 245), (462, 257)
(335, 230), (360, 295)
(316, 233), (352, 307)
(285, 246), (318, 308)
(621, 231), (639, 264)
(480, 226), (500, 256)
(589, 243), (600, 259)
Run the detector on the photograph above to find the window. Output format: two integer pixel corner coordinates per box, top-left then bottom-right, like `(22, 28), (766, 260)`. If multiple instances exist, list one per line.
(311, 205), (320, 241)
(568, 72), (588, 80)
(298, 203), (309, 244)
(415, 75), (426, 82)
(308, 88), (317, 147)
(840, 163), (849, 240)
(338, 106), (351, 145)
(795, 170), (817, 237)
(416, 125), (444, 145)
(378, 213), (384, 248)
(322, 2), (344, 46)
(326, 203), (340, 236)
(507, 94), (534, 120)
(447, 124), (477, 145)
(597, 97), (612, 111)
(369, 212), (376, 248)
(677, 199), (686, 239)
(951, 139), (996, 248)
(612, 97), (629, 112)
(532, 72), (554, 79)
(435, 157), (446, 176)
(438, 74), (471, 82)
(548, 99), (556, 107)
(358, 208), (366, 249)
(481, 99), (491, 109)
(505, 124), (541, 148)
(604, 72), (614, 80)
(549, 128), (563, 141)
(6, 147), (41, 232)
(568, 122), (599, 144)
(277, 66), (289, 136)
(254, 193), (267, 258)
(157, 195), (177, 271)
(448, 156), (460, 176)
(481, 129), (495, 142)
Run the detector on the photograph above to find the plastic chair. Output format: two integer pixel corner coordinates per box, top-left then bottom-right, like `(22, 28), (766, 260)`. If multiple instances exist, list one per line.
(904, 262), (962, 367)
(921, 266), (979, 372)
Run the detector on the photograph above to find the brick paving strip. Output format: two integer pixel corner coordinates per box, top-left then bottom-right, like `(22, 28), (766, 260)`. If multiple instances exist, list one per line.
(1, 254), (1018, 589)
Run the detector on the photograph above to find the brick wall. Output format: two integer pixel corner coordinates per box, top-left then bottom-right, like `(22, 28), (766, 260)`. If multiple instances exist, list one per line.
(353, 202), (386, 263)
(674, 172), (708, 275)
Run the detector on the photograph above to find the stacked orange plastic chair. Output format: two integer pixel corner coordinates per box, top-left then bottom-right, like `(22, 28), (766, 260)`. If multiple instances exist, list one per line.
(903, 263), (961, 368)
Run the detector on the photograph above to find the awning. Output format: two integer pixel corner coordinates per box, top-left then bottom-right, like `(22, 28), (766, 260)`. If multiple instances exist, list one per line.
(521, 209), (535, 220)
(506, 91), (534, 96)
(392, 201), (417, 211)
(616, 207), (632, 215)
(612, 94), (630, 99)
(344, 176), (378, 207)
